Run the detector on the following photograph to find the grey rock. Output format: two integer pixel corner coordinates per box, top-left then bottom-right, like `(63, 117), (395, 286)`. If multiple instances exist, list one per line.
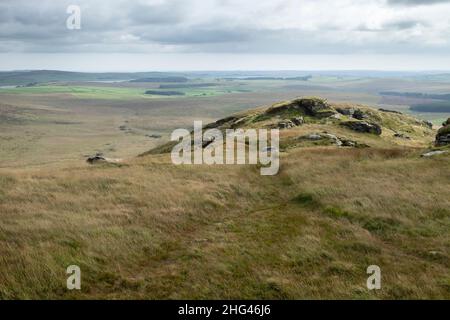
(291, 117), (304, 126)
(307, 134), (323, 140)
(277, 120), (295, 129)
(435, 119), (450, 146)
(423, 120), (433, 129)
(352, 109), (368, 120)
(436, 133), (450, 146)
(341, 121), (382, 135)
(86, 153), (106, 164)
(335, 107), (355, 116)
(421, 150), (448, 157)
(341, 140), (356, 147)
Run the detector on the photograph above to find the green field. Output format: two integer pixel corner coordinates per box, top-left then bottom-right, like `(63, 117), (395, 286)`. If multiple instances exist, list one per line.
(0, 84), (240, 99)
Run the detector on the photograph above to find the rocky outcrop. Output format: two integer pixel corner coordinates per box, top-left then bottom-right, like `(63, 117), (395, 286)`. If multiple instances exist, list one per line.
(277, 120), (295, 129)
(291, 117), (304, 126)
(340, 121), (382, 135)
(435, 118), (450, 146)
(352, 109), (368, 120)
(267, 98), (336, 118)
(87, 154), (107, 164)
(299, 98), (336, 117)
(335, 107), (355, 116)
(86, 153), (122, 164)
(277, 117), (304, 129)
(336, 107), (371, 120)
(300, 132), (363, 147)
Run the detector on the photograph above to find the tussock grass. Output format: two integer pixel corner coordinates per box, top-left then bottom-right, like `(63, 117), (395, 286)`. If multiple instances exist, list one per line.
(0, 144), (448, 299)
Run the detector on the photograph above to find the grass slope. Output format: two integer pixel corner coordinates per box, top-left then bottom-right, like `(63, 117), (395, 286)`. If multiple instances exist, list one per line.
(0, 98), (448, 299)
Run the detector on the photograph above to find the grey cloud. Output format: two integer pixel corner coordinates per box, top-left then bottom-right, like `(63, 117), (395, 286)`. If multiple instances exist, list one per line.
(144, 27), (250, 45)
(0, 0), (449, 56)
(357, 19), (426, 31)
(387, 0), (450, 5)
(127, 1), (186, 25)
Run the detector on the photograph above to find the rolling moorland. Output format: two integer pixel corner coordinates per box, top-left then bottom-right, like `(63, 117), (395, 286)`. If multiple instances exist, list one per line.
(0, 71), (449, 299)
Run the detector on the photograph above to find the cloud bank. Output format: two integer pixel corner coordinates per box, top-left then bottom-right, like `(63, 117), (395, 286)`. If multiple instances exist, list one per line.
(1, 0), (450, 70)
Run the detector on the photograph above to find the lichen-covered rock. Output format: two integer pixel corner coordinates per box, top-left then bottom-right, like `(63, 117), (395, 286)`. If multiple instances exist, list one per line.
(335, 107), (355, 116)
(291, 117), (304, 126)
(266, 97), (335, 118)
(306, 133), (323, 140)
(298, 98), (336, 117)
(435, 119), (450, 146)
(277, 120), (295, 129)
(340, 120), (382, 135)
(352, 109), (368, 120)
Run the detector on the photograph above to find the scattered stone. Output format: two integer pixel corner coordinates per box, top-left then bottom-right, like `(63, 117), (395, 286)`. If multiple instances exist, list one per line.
(340, 121), (382, 135)
(119, 125), (127, 131)
(421, 150), (448, 157)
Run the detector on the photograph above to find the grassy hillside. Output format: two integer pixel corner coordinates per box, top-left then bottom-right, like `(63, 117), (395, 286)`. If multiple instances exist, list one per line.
(0, 97), (448, 299)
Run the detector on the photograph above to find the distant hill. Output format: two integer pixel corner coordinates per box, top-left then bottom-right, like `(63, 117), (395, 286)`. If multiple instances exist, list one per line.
(0, 70), (188, 86)
(130, 76), (189, 83)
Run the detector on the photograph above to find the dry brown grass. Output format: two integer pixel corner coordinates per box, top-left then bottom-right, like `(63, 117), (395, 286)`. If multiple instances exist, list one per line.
(0, 143), (448, 299)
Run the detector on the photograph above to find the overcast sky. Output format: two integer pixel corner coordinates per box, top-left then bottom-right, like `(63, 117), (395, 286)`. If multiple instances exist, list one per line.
(1, 0), (450, 71)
